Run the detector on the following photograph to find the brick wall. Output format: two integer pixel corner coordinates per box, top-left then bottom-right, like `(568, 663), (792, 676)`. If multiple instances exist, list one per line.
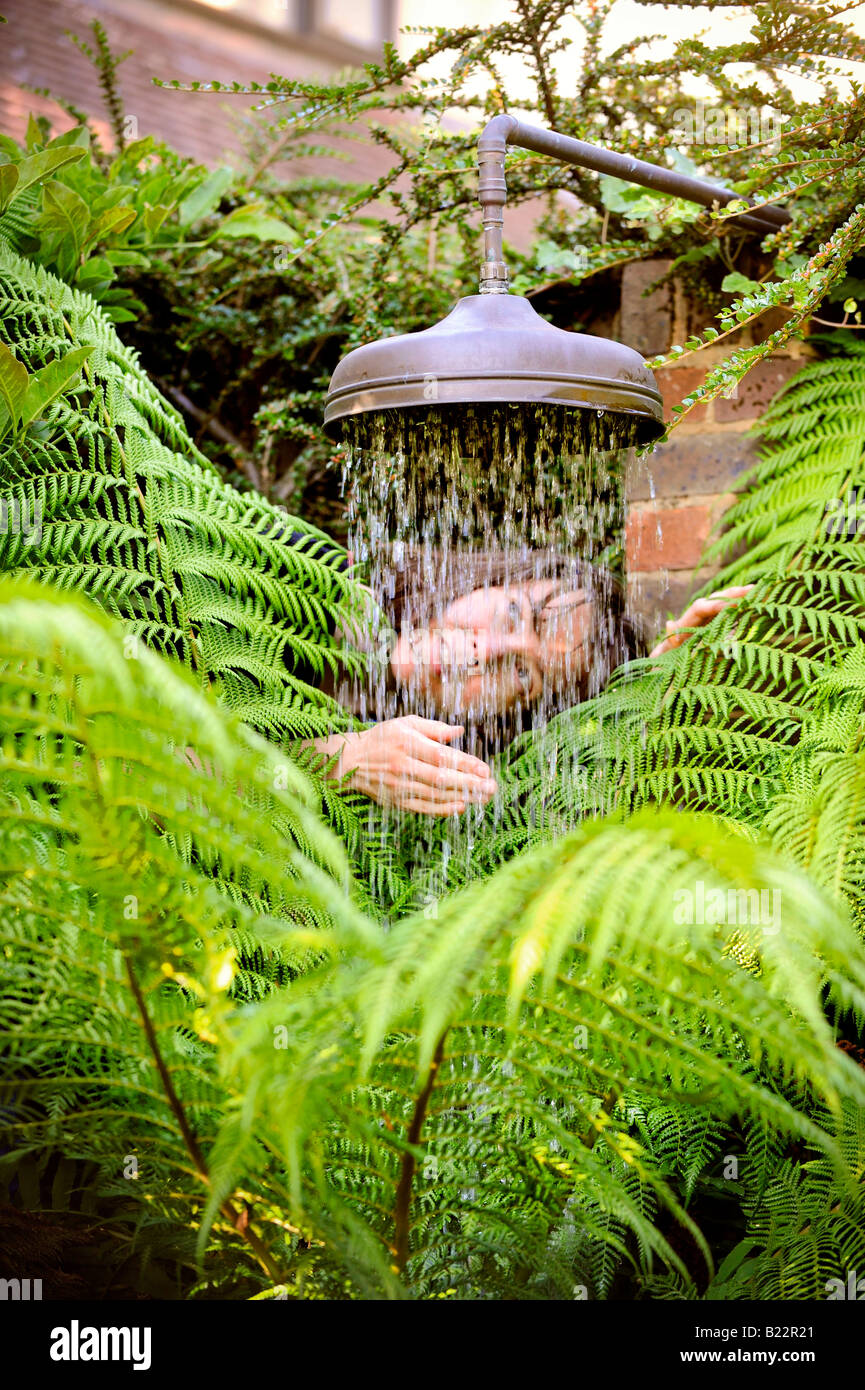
(0, 0), (395, 180)
(0, 0), (545, 244)
(616, 258), (812, 642)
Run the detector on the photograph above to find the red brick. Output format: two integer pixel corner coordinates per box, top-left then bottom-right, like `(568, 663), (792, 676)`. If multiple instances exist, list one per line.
(626, 500), (716, 571)
(683, 295), (726, 342)
(752, 308), (794, 344)
(714, 357), (801, 422)
(0, 0), (399, 178)
(653, 367), (711, 424)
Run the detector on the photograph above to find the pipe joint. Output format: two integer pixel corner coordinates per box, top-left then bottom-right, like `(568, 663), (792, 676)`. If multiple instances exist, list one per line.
(477, 117), (517, 293)
(478, 113), (518, 153)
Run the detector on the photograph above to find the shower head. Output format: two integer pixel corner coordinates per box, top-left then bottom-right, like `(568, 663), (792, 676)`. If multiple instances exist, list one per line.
(325, 114), (791, 443)
(323, 292), (665, 442)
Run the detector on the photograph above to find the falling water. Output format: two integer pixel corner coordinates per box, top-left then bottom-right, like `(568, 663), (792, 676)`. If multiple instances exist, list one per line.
(337, 401), (643, 900)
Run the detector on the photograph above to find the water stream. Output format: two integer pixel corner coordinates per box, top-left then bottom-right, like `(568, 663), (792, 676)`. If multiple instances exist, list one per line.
(337, 401), (650, 905)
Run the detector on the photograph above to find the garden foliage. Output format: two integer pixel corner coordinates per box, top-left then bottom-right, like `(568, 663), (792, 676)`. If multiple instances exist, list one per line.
(2, 4), (865, 1300)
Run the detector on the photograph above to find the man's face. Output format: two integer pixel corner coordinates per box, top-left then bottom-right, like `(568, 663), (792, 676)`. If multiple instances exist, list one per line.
(390, 580), (593, 716)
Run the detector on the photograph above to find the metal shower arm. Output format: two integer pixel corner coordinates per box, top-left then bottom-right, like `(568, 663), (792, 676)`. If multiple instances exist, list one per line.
(477, 113), (791, 293)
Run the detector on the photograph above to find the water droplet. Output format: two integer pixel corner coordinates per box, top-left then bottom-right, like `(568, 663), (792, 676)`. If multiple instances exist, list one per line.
(341, 402), (641, 881)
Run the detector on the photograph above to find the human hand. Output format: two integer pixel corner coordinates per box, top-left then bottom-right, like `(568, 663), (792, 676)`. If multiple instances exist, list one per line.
(335, 715), (497, 817)
(649, 585), (754, 658)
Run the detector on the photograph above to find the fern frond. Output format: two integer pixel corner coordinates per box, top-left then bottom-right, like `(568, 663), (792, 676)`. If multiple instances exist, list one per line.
(0, 239), (372, 745)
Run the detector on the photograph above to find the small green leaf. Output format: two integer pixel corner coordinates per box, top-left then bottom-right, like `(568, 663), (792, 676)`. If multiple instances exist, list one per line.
(104, 249), (150, 268)
(46, 125), (91, 150)
(109, 137), (156, 176)
(722, 271), (762, 295)
(598, 174), (663, 220)
(0, 134), (23, 161)
(20, 345), (93, 430)
(0, 341), (29, 431)
(178, 166), (235, 226)
(91, 185), (137, 216)
(40, 179), (91, 278)
(212, 204), (301, 244)
(75, 256), (116, 294)
(84, 205), (138, 248)
(10, 146), (87, 204)
(0, 164), (19, 215)
(143, 204), (172, 236)
(776, 253), (808, 276)
(25, 113), (45, 153)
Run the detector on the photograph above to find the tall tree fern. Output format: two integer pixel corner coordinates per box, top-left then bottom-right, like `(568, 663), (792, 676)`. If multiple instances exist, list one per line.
(0, 234), (410, 910)
(3, 581), (865, 1299)
(0, 580), (370, 1289)
(0, 237), (368, 743)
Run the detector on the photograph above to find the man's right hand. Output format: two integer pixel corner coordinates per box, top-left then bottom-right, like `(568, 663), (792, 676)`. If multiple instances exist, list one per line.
(332, 716), (497, 817)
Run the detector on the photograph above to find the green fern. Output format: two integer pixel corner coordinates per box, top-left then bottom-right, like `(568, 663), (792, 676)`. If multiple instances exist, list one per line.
(0, 237), (368, 741)
(0, 234), (412, 915)
(703, 336), (865, 588)
(424, 338), (865, 910)
(3, 581), (865, 1297)
(4, 186), (865, 1298)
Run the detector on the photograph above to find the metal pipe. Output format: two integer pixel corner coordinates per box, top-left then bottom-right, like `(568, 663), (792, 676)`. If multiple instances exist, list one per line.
(478, 113), (792, 293)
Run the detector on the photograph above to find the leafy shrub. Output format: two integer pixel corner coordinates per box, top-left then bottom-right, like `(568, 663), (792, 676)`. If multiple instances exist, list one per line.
(2, 581), (865, 1299)
(3, 2), (865, 1301)
(2, 236), (865, 1296)
(16, 4), (865, 531)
